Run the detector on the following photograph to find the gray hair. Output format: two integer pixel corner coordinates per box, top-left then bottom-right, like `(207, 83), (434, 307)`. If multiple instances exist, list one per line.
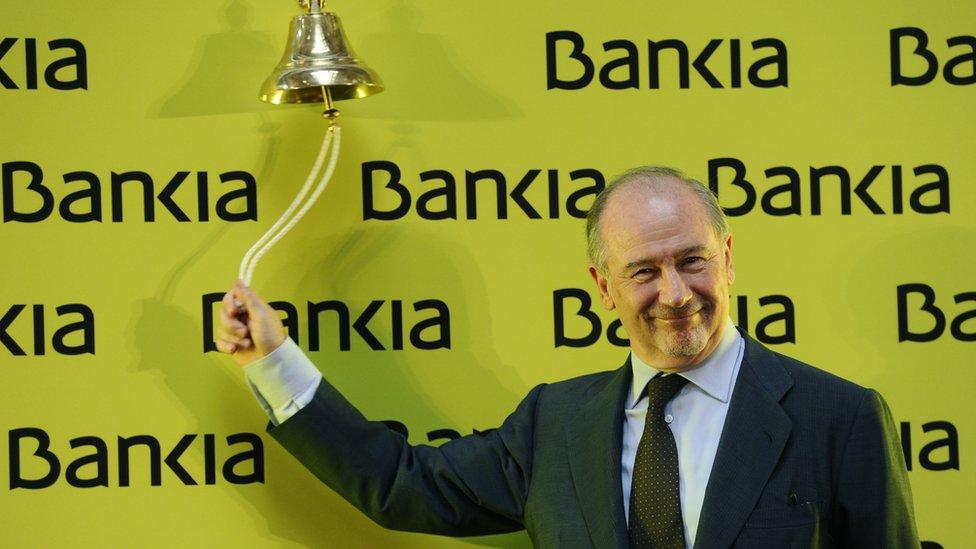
(585, 166), (729, 273)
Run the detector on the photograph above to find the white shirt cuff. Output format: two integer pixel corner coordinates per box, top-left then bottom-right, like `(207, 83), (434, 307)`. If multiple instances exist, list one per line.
(243, 337), (322, 426)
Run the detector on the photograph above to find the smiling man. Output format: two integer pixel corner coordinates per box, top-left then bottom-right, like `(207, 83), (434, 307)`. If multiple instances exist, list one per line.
(218, 166), (918, 548)
(588, 169), (735, 372)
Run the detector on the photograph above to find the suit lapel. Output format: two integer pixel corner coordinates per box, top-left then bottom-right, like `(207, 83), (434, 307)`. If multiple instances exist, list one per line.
(695, 333), (794, 548)
(564, 361), (632, 548)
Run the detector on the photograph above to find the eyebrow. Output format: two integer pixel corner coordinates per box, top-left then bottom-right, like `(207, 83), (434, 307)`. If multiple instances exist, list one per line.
(623, 245), (710, 270)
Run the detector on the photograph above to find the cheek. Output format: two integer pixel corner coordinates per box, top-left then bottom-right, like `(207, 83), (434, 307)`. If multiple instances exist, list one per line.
(621, 285), (657, 312)
(692, 276), (728, 303)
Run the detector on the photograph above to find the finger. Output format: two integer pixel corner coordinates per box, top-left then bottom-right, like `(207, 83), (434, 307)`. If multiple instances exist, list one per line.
(219, 308), (248, 338)
(234, 281), (262, 312)
(216, 338), (237, 354)
(222, 290), (239, 316)
(217, 325), (246, 345)
(219, 335), (252, 352)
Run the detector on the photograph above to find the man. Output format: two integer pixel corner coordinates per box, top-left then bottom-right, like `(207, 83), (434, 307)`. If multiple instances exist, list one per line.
(217, 166), (919, 547)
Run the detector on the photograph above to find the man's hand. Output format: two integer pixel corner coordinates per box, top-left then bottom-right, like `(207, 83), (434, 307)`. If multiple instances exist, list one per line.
(216, 280), (286, 367)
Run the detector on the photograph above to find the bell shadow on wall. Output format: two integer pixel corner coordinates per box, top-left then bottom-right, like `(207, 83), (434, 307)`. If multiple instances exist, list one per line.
(349, 0), (520, 122)
(147, 0), (287, 300)
(152, 0), (277, 119)
(130, 0), (286, 454)
(348, 0), (523, 166)
(129, 225), (534, 547)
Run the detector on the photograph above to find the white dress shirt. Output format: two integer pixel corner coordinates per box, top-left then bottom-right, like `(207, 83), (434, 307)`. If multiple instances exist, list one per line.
(622, 317), (744, 547)
(244, 339), (322, 426)
(245, 318), (744, 547)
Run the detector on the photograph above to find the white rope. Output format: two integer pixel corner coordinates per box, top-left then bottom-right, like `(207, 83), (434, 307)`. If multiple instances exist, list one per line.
(238, 128), (332, 283)
(238, 125), (341, 285)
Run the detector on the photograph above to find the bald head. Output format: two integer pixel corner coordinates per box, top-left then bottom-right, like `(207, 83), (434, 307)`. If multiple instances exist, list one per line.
(586, 166), (728, 273)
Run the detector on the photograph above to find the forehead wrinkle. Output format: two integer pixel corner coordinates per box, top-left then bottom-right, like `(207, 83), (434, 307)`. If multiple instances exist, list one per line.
(599, 178), (717, 270)
(603, 179), (692, 226)
(602, 197), (683, 248)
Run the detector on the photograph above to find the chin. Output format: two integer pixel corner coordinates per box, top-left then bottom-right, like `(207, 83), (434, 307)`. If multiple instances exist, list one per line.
(659, 326), (710, 358)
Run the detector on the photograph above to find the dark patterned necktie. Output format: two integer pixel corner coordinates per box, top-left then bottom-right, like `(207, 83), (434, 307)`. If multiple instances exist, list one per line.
(629, 373), (690, 549)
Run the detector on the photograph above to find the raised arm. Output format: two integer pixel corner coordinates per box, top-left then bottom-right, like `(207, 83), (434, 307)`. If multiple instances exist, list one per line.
(216, 281), (536, 536)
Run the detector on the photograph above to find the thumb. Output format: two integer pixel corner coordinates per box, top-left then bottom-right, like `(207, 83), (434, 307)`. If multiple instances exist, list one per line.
(233, 280), (285, 356)
(234, 280), (262, 312)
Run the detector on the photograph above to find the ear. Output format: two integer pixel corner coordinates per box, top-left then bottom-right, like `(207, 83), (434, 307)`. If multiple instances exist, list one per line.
(588, 265), (616, 310)
(723, 233), (735, 285)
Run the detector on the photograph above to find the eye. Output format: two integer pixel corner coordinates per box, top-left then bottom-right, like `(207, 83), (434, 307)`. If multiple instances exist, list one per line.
(682, 256), (706, 269)
(633, 267), (658, 279)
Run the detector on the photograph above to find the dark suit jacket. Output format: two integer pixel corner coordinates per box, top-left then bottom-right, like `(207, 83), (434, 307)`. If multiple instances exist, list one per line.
(269, 332), (919, 548)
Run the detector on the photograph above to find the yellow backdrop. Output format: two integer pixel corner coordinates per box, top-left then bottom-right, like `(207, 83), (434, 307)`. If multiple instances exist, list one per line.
(2, 1), (972, 547)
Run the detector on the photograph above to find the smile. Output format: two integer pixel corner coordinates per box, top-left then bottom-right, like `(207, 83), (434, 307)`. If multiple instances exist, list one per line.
(654, 311), (700, 324)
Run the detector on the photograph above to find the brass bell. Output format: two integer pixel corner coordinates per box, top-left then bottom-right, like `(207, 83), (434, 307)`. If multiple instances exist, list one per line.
(259, 0), (383, 115)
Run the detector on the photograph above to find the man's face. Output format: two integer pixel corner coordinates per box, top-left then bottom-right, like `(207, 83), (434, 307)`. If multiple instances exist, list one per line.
(589, 179), (735, 372)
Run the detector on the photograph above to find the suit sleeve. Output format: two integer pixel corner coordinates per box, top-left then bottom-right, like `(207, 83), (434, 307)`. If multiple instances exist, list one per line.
(267, 375), (543, 536)
(832, 389), (920, 547)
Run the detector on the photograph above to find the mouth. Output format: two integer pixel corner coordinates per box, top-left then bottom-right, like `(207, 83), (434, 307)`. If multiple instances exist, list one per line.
(653, 310), (700, 324)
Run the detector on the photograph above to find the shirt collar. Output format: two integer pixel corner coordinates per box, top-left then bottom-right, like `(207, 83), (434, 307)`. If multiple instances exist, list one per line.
(627, 317), (743, 408)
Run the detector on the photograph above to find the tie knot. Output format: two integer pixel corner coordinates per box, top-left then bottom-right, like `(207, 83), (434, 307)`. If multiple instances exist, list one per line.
(646, 374), (689, 410)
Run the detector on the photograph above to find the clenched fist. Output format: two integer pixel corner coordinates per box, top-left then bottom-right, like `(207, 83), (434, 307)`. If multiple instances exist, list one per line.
(216, 280), (286, 367)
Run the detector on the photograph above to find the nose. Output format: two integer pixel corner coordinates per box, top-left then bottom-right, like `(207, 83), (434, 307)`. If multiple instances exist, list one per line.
(658, 267), (693, 308)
